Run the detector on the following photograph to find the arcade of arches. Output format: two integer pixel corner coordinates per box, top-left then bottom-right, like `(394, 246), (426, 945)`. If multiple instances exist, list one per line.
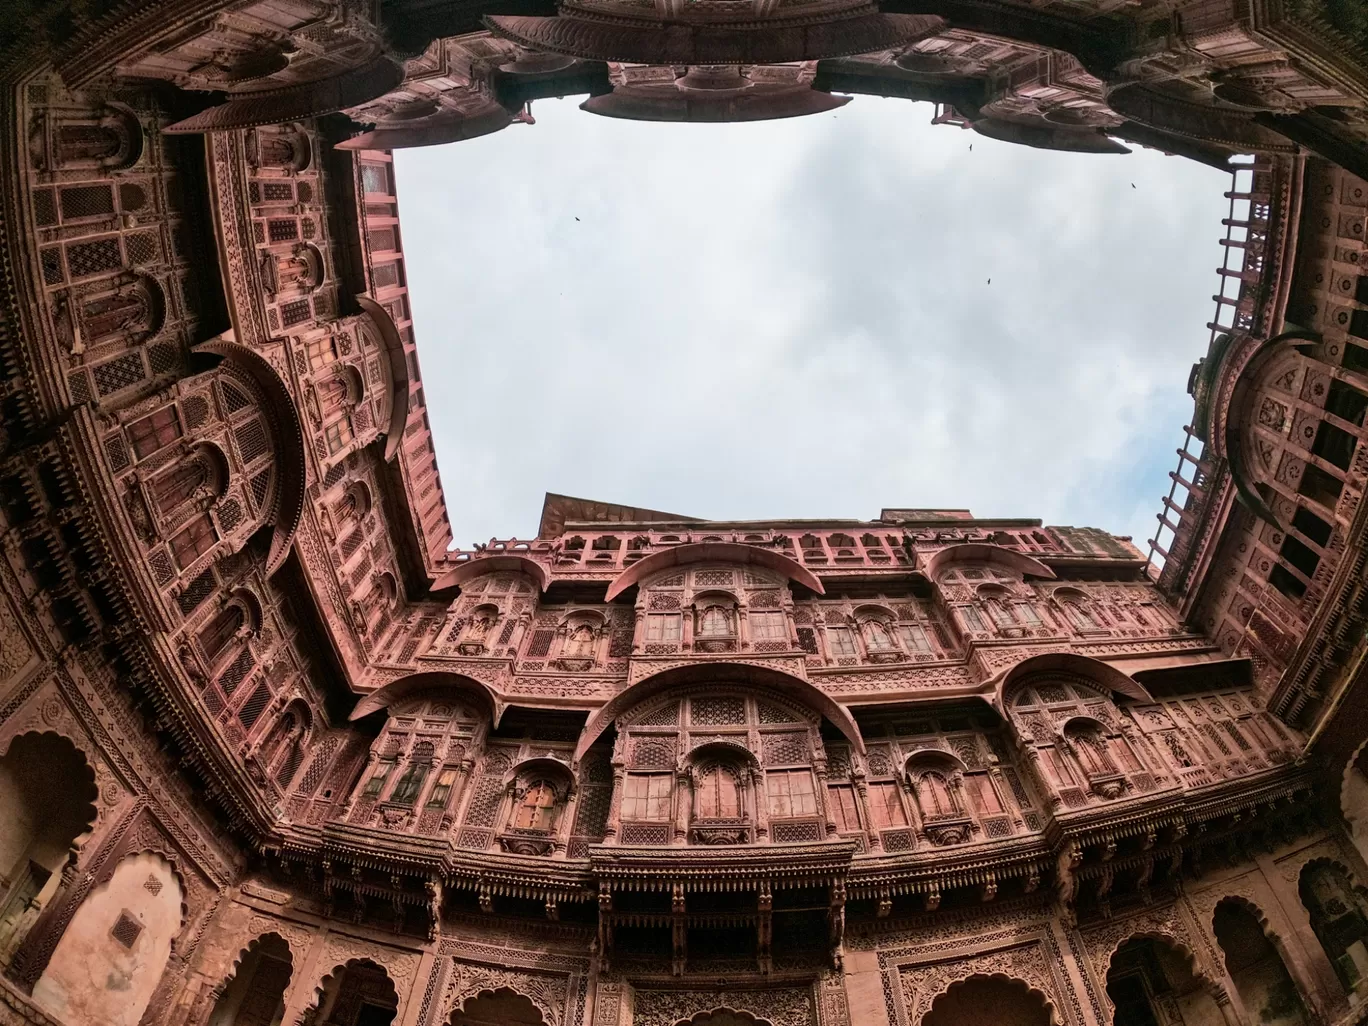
(2, 2), (1368, 1026)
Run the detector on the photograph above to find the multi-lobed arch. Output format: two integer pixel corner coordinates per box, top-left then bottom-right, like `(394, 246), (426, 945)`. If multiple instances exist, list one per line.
(920, 972), (1060, 1026)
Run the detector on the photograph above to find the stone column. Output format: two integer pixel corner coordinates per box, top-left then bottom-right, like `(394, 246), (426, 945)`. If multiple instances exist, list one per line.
(752, 767), (769, 842)
(853, 773), (880, 851)
(554, 786), (578, 857)
(673, 768), (692, 845)
(603, 763), (626, 844)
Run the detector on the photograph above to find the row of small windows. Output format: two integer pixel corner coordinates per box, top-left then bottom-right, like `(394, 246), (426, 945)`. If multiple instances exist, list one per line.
(1261, 366), (1368, 601)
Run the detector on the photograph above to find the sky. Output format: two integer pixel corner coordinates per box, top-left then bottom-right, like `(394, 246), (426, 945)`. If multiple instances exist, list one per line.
(392, 94), (1231, 554)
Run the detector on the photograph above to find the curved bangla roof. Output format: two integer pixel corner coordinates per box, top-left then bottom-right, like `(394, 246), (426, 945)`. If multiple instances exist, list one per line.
(355, 296), (411, 462)
(923, 542), (1056, 581)
(485, 13), (942, 65)
(573, 661), (864, 765)
(431, 554), (551, 593)
(194, 338), (305, 576)
(604, 542), (824, 601)
(349, 671), (501, 724)
(991, 651), (1154, 708)
(164, 57), (404, 134)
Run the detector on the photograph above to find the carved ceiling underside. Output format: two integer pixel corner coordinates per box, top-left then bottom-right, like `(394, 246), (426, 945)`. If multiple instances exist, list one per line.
(0, 2), (1367, 1022)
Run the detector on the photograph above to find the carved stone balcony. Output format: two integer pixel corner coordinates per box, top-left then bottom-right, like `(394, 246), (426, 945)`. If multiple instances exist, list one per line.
(922, 814), (975, 846)
(690, 819), (752, 845)
(498, 827), (557, 856)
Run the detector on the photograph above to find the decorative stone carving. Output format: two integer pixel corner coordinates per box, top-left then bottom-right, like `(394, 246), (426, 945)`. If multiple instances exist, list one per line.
(632, 986), (814, 1026)
(443, 960), (569, 1026)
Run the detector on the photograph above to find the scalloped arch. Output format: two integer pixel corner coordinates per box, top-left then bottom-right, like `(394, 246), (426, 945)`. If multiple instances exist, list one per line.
(922, 972), (1058, 1026)
(452, 984), (557, 1026)
(217, 931), (294, 993)
(605, 542), (824, 601)
(1103, 931), (1216, 997)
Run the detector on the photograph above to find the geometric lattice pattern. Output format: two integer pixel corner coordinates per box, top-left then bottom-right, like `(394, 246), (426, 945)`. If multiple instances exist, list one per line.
(176, 568), (217, 615)
(217, 647), (255, 697)
(60, 185), (114, 220)
(92, 352), (146, 396)
(234, 419), (268, 464)
(692, 697), (746, 725)
(109, 912), (143, 949)
(67, 238), (121, 278)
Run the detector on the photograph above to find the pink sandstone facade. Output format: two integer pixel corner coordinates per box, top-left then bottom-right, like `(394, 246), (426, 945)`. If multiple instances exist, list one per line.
(1, 4), (1368, 1026)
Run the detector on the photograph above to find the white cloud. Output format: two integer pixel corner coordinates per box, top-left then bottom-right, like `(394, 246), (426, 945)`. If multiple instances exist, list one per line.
(393, 94), (1229, 554)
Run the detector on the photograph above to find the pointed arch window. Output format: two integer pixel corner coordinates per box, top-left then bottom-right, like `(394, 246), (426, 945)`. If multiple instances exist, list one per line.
(513, 780), (559, 830)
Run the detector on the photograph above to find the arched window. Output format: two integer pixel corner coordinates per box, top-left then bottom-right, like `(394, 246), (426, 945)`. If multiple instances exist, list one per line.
(317, 375), (348, 417)
(916, 771), (959, 819)
(81, 279), (160, 344)
(271, 711), (310, 790)
(698, 605), (732, 637)
(1300, 863), (1368, 995)
(513, 780), (559, 831)
(465, 612), (494, 642)
(1062, 597), (1096, 631)
(863, 620), (895, 651)
(1064, 722), (1118, 778)
(198, 604), (244, 664)
(695, 764), (743, 819)
(152, 459), (207, 515)
(563, 624), (595, 659)
(388, 742), (433, 806)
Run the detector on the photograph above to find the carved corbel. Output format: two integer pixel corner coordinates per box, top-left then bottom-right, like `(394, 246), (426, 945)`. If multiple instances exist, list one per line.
(876, 889), (892, 917)
(827, 880), (846, 968)
(980, 874), (997, 902)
